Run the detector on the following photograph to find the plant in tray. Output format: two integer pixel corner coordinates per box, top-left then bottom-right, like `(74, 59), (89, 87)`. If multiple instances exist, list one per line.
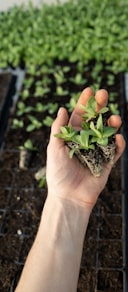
(19, 139), (37, 170)
(26, 115), (43, 132)
(55, 96), (116, 176)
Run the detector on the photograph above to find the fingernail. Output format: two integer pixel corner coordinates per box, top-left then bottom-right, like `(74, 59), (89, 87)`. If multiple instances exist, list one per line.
(57, 107), (63, 116)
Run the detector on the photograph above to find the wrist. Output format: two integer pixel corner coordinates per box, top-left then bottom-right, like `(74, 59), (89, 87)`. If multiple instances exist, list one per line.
(40, 195), (92, 250)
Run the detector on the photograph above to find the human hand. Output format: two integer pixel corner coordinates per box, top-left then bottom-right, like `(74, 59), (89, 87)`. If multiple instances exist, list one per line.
(46, 87), (125, 209)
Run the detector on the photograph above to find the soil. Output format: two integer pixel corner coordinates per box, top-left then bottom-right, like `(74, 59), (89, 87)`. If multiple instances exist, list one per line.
(0, 65), (126, 292)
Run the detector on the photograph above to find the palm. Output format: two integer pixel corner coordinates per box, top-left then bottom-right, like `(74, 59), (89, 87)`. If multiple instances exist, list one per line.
(47, 142), (110, 207)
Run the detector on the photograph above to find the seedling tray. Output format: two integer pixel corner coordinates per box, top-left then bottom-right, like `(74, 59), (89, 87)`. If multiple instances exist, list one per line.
(0, 69), (127, 292)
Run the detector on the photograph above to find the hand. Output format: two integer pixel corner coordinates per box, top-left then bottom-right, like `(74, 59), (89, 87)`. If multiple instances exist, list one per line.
(46, 87), (125, 209)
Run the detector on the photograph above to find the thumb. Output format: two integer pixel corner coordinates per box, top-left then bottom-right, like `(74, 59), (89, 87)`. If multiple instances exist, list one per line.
(49, 107), (69, 147)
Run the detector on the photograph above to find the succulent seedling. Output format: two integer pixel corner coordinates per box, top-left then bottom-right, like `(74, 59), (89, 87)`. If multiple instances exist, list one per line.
(81, 96), (109, 121)
(55, 95), (116, 176)
(90, 114), (116, 146)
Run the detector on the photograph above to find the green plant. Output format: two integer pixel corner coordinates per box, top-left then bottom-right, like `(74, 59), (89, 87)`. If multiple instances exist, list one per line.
(56, 85), (68, 96)
(90, 114), (115, 146)
(109, 103), (119, 115)
(12, 119), (24, 129)
(43, 116), (54, 127)
(19, 139), (37, 151)
(54, 68), (66, 84)
(16, 101), (33, 116)
(80, 96), (109, 120)
(45, 103), (58, 115)
(66, 92), (81, 112)
(38, 175), (46, 188)
(34, 102), (44, 112)
(70, 73), (85, 85)
(21, 89), (30, 100)
(0, 0), (128, 72)
(55, 95), (116, 158)
(23, 76), (34, 89)
(55, 125), (77, 141)
(26, 115), (43, 132)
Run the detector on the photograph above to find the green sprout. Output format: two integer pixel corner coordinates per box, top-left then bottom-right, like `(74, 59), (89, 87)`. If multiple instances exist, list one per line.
(26, 115), (43, 132)
(55, 95), (116, 158)
(12, 119), (24, 129)
(81, 96), (109, 121)
(19, 139), (37, 151)
(16, 101), (33, 116)
(90, 114), (116, 146)
(55, 125), (77, 141)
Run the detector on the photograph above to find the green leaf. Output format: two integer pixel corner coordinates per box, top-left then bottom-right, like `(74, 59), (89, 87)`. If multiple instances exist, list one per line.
(24, 139), (37, 151)
(96, 114), (103, 132)
(89, 144), (95, 150)
(38, 175), (46, 188)
(103, 127), (116, 138)
(69, 148), (76, 158)
(97, 137), (108, 146)
(90, 121), (101, 138)
(24, 139), (33, 149)
(60, 126), (69, 135)
(43, 116), (53, 127)
(81, 121), (89, 130)
(73, 135), (81, 145)
(99, 107), (109, 114)
(26, 124), (36, 132)
(86, 96), (96, 112)
(80, 96), (97, 120)
(80, 130), (89, 148)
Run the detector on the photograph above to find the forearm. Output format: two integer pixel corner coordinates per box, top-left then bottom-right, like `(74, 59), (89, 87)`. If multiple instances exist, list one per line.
(15, 195), (92, 292)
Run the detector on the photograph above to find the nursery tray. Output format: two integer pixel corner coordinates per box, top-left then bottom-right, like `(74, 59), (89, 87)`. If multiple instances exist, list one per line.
(0, 69), (127, 292)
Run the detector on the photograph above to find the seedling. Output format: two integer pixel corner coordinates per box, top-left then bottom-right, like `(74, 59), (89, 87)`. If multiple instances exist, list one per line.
(19, 139), (37, 170)
(26, 115), (43, 132)
(21, 89), (30, 100)
(55, 125), (77, 141)
(19, 139), (37, 151)
(90, 114), (116, 146)
(54, 69), (66, 84)
(12, 119), (24, 129)
(16, 101), (33, 116)
(66, 92), (81, 112)
(109, 103), (119, 115)
(56, 85), (68, 96)
(81, 96), (109, 120)
(43, 116), (54, 127)
(70, 73), (85, 85)
(55, 95), (116, 176)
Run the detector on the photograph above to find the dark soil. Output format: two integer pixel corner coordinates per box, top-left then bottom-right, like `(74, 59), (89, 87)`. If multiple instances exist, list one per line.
(0, 66), (125, 292)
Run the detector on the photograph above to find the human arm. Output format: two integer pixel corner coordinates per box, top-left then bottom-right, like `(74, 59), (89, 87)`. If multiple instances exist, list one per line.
(15, 87), (125, 292)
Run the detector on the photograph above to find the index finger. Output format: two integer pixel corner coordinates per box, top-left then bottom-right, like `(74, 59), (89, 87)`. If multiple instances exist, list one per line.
(69, 87), (93, 129)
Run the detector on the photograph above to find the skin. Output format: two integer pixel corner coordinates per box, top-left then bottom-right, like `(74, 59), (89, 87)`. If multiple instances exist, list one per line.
(15, 87), (125, 292)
